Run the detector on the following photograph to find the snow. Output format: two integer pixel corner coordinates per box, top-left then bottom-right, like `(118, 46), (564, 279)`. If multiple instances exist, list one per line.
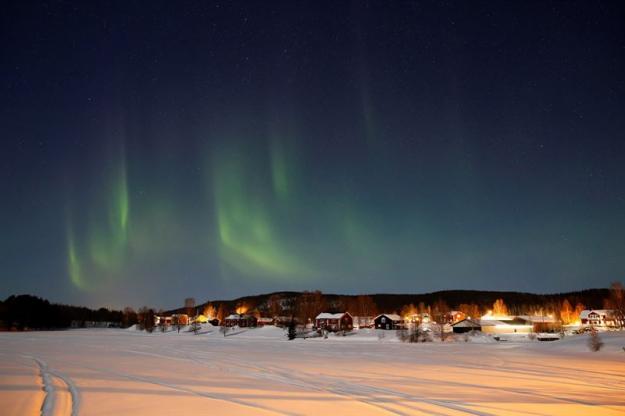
(316, 312), (348, 319)
(1, 328), (624, 415)
(375, 313), (402, 321)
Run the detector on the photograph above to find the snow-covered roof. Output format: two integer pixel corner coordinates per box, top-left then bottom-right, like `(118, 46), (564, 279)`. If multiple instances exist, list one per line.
(316, 312), (348, 320)
(479, 319), (505, 326)
(375, 314), (402, 321)
(479, 319), (532, 327)
(580, 309), (613, 319)
(452, 319), (481, 327)
(517, 315), (558, 323)
(225, 314), (241, 320)
(480, 314), (514, 321)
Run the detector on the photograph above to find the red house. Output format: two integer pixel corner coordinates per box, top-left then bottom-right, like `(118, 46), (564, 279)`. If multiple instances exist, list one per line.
(315, 312), (353, 332)
(223, 314), (257, 327)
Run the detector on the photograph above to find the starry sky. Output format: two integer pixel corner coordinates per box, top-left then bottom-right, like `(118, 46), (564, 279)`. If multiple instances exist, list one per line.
(1, 1), (624, 309)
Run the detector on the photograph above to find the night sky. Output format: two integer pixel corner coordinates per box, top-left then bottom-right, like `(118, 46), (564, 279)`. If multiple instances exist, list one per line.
(1, 1), (624, 309)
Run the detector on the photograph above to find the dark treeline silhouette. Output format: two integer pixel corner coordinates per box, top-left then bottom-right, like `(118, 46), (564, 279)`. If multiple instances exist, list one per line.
(0, 294), (125, 330)
(172, 288), (610, 320)
(2, 288), (612, 331)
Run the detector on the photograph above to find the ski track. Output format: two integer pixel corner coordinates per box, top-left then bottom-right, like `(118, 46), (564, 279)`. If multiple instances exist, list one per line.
(163, 343), (493, 416)
(70, 360), (298, 416)
(2, 330), (625, 416)
(169, 341), (619, 415)
(29, 356), (79, 416)
(33, 357), (55, 416)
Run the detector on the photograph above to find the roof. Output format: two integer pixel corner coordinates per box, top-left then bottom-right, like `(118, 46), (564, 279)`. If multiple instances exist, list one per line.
(516, 315), (558, 323)
(316, 312), (349, 320)
(374, 314), (403, 321)
(479, 319), (532, 327)
(452, 318), (481, 328)
(224, 314), (241, 320)
(580, 309), (613, 319)
(479, 319), (505, 326)
(481, 314), (514, 321)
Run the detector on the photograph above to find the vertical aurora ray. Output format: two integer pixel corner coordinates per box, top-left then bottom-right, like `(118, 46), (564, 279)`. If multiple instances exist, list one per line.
(211, 138), (313, 280)
(269, 136), (299, 200)
(66, 152), (131, 290)
(66, 231), (84, 290)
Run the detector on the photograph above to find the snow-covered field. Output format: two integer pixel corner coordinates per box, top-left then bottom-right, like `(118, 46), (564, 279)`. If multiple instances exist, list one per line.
(1, 327), (624, 416)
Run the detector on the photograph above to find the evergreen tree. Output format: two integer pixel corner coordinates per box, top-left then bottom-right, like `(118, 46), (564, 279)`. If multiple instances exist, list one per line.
(287, 319), (297, 340)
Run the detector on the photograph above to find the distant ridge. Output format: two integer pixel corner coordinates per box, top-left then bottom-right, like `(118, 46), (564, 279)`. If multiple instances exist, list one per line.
(172, 288), (609, 315)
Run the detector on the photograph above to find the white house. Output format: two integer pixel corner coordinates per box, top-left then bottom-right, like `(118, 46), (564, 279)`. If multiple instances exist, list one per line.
(580, 310), (616, 328)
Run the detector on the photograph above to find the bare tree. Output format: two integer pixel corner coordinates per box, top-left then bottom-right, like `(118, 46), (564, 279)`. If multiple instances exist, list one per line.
(458, 303), (481, 320)
(184, 298), (196, 317)
(122, 307), (137, 328)
(172, 315), (182, 333)
(203, 303), (217, 319)
(138, 307), (155, 333)
(190, 320), (201, 334)
(216, 303), (226, 324)
(492, 298), (509, 316)
(353, 295), (378, 317)
(608, 282), (625, 328)
(267, 294), (283, 318)
(588, 327), (604, 352)
(296, 291), (326, 325)
(400, 303), (417, 318)
(559, 299), (574, 324)
(432, 299), (450, 323)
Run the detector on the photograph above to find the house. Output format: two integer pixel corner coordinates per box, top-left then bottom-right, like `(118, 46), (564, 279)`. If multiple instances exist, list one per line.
(480, 317), (533, 335)
(224, 314), (258, 327)
(374, 314), (404, 330)
(171, 314), (189, 326)
(257, 317), (274, 327)
(580, 310), (616, 328)
(154, 315), (172, 326)
(192, 314), (210, 324)
(352, 316), (375, 329)
(315, 312), (353, 331)
(273, 316), (299, 327)
(451, 318), (481, 333)
(444, 311), (466, 324)
(517, 315), (561, 333)
(405, 313), (431, 324)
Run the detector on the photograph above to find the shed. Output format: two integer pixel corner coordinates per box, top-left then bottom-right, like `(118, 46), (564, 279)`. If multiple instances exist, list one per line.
(451, 318), (481, 333)
(374, 314), (404, 330)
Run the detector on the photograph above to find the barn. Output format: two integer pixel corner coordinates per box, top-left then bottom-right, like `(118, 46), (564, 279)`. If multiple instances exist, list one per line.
(315, 312), (353, 332)
(374, 314), (404, 330)
(451, 318), (481, 333)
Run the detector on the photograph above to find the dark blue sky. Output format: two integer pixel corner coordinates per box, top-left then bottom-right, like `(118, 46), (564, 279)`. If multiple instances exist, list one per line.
(1, 1), (624, 309)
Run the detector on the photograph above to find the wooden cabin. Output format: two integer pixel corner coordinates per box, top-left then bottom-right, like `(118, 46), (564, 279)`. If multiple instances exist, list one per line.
(374, 314), (404, 330)
(315, 312), (353, 332)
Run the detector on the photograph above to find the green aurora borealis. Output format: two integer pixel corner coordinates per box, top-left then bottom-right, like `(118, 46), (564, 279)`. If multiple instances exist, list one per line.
(2, 2), (625, 308)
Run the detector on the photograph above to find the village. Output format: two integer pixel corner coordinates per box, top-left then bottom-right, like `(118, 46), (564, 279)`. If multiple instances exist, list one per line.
(147, 294), (624, 344)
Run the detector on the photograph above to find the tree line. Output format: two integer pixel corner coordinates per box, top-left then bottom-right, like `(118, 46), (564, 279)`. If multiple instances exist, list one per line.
(3, 283), (623, 331)
(0, 294), (125, 330)
(191, 282), (625, 328)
